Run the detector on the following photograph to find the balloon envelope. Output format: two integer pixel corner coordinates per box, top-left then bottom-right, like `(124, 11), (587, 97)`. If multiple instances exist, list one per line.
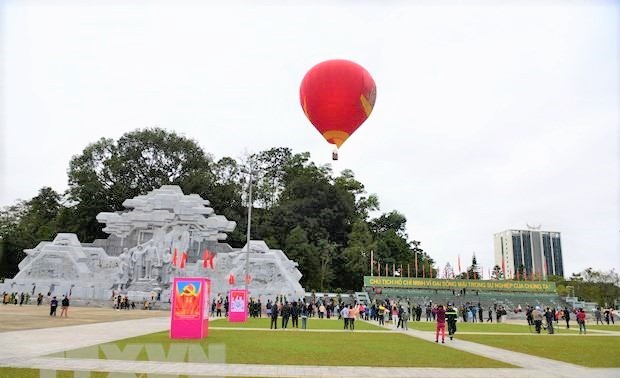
(300, 59), (376, 148)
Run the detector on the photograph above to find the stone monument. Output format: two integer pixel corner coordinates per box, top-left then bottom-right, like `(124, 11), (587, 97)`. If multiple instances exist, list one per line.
(0, 186), (305, 303)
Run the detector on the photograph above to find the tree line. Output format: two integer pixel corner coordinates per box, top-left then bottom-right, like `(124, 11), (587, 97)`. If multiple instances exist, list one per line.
(0, 128), (434, 292)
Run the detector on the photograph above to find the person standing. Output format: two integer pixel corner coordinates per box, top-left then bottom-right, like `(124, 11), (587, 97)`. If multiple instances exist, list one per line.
(433, 304), (447, 343)
(301, 303), (308, 330)
(594, 307), (603, 325)
(281, 302), (290, 329)
(270, 302), (278, 329)
(563, 307), (571, 329)
(60, 295), (70, 317)
(37, 293), (43, 306)
(340, 305), (350, 330)
(348, 305), (356, 331)
(576, 308), (587, 334)
(487, 307), (493, 322)
(532, 306), (543, 333)
(378, 305), (385, 326)
(291, 302), (299, 329)
(50, 296), (58, 317)
(401, 307), (409, 330)
(446, 304), (458, 340)
(478, 306), (483, 323)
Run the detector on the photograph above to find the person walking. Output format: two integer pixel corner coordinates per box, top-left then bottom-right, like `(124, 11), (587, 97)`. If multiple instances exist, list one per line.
(487, 307), (493, 322)
(49, 296), (58, 317)
(433, 304), (447, 343)
(446, 304), (458, 340)
(577, 308), (587, 334)
(37, 293), (43, 306)
(392, 305), (399, 330)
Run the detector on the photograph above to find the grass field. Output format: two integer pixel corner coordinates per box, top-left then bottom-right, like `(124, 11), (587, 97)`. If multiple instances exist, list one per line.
(457, 334), (620, 367)
(405, 321), (580, 333)
(211, 317), (386, 331)
(584, 324), (620, 332)
(63, 329), (513, 368)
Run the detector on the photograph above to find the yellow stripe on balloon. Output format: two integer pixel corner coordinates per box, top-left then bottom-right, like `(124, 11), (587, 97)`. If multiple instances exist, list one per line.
(322, 130), (350, 148)
(360, 94), (374, 117)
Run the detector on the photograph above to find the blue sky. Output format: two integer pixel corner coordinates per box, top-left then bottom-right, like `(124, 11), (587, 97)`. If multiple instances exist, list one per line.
(1, 0), (618, 276)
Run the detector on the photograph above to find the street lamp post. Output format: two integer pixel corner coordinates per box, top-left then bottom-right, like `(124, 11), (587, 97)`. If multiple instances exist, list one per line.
(242, 168), (254, 295)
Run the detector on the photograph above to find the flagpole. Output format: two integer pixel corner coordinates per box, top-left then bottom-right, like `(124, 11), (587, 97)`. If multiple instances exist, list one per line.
(370, 250), (374, 277)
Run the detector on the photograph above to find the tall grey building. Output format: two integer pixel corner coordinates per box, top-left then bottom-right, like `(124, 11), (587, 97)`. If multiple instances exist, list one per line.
(493, 226), (564, 279)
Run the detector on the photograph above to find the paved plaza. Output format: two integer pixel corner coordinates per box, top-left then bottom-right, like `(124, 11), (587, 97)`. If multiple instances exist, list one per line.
(0, 307), (619, 377)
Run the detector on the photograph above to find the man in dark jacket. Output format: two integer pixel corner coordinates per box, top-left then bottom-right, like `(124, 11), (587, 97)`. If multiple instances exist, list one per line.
(49, 296), (58, 316)
(446, 304), (458, 340)
(563, 307), (571, 329)
(270, 302), (278, 329)
(281, 302), (290, 329)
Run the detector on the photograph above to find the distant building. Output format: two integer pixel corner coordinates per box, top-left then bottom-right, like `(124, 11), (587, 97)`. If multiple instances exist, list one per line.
(493, 226), (564, 279)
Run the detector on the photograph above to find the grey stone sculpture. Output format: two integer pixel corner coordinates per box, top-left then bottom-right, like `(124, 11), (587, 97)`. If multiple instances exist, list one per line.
(0, 186), (305, 303)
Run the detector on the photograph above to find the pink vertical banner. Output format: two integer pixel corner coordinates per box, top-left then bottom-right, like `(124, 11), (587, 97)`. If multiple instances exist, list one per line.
(228, 289), (248, 322)
(170, 277), (210, 339)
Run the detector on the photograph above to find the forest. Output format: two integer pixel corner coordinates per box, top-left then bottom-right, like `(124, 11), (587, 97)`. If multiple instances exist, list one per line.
(0, 128), (431, 291)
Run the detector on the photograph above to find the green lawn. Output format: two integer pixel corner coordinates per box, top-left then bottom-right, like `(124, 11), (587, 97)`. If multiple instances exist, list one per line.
(457, 334), (620, 367)
(62, 329), (513, 368)
(406, 321), (580, 333)
(585, 324), (620, 332)
(210, 317), (386, 331)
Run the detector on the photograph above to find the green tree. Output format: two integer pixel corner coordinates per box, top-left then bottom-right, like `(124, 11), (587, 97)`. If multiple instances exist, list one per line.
(0, 188), (65, 278)
(66, 128), (214, 242)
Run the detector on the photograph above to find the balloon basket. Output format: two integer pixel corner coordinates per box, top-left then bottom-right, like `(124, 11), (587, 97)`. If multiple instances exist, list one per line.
(332, 149), (339, 161)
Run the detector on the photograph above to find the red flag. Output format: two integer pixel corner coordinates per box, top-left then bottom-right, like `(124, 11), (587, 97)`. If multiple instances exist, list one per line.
(516, 270), (520, 280)
(501, 258), (506, 277)
(543, 260), (547, 277)
(245, 274), (251, 284)
(228, 274), (235, 285)
(180, 251), (187, 269)
(172, 249), (178, 267)
(458, 254), (461, 273)
(202, 248), (215, 269)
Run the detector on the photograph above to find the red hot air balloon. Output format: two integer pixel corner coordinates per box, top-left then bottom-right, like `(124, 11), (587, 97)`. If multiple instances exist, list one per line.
(300, 60), (376, 159)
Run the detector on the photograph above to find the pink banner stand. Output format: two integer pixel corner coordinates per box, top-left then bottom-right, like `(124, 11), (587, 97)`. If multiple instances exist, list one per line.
(170, 277), (210, 339)
(228, 289), (248, 322)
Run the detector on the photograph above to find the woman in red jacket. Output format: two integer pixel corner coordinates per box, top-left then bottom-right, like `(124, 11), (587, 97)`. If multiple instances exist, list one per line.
(576, 308), (587, 334)
(433, 304), (447, 343)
